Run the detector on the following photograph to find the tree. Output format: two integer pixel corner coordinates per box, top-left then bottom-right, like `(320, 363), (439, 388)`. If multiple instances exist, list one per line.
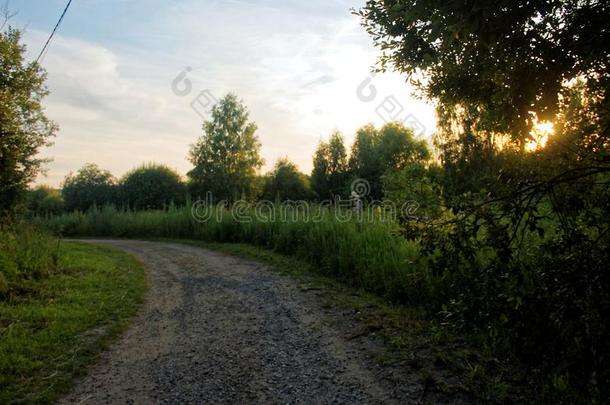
(120, 163), (185, 210)
(62, 164), (117, 212)
(378, 122), (430, 168)
(348, 122), (430, 200)
(262, 158), (311, 201)
(356, 0), (610, 145)
(0, 26), (57, 220)
(358, 0), (610, 199)
(358, 2), (610, 397)
(357, 0), (610, 210)
(311, 130), (347, 200)
(348, 124), (382, 199)
(26, 185), (64, 216)
(188, 94), (263, 202)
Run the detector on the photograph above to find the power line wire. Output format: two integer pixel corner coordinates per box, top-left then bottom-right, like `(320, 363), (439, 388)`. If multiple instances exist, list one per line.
(35, 0), (73, 64)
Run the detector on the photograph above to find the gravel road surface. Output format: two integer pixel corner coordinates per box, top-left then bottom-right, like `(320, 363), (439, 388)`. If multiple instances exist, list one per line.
(61, 240), (469, 404)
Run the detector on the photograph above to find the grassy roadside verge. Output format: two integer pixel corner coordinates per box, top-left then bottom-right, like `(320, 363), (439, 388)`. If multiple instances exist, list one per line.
(161, 239), (529, 403)
(0, 241), (147, 404)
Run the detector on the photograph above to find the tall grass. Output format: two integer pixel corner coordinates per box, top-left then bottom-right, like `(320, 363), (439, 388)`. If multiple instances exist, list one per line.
(0, 226), (59, 300)
(38, 204), (431, 304)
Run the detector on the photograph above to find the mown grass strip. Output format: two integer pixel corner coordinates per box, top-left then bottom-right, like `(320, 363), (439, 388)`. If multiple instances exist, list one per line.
(0, 241), (147, 404)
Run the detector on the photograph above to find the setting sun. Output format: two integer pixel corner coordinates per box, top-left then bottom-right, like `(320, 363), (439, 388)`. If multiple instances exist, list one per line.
(525, 119), (555, 152)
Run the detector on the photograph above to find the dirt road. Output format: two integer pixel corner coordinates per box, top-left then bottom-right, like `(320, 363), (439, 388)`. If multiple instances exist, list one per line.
(61, 240), (467, 404)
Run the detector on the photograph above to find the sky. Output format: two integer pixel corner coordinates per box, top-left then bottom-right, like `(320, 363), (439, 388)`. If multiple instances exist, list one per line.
(10, 0), (437, 187)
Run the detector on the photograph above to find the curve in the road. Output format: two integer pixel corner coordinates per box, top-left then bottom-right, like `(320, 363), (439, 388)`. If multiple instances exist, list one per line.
(61, 240), (470, 404)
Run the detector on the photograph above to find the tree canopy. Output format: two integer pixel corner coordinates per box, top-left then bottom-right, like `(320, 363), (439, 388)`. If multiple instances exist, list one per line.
(357, 0), (610, 144)
(188, 94), (263, 201)
(0, 27), (57, 220)
(120, 163), (185, 210)
(357, 0), (610, 204)
(310, 131), (348, 200)
(262, 158), (311, 201)
(349, 122), (430, 200)
(62, 164), (117, 212)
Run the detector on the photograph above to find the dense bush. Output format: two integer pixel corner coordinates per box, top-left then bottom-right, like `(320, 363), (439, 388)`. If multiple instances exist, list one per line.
(411, 201), (610, 401)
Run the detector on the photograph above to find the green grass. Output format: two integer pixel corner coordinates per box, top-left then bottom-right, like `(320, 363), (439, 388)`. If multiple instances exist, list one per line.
(0, 241), (147, 404)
